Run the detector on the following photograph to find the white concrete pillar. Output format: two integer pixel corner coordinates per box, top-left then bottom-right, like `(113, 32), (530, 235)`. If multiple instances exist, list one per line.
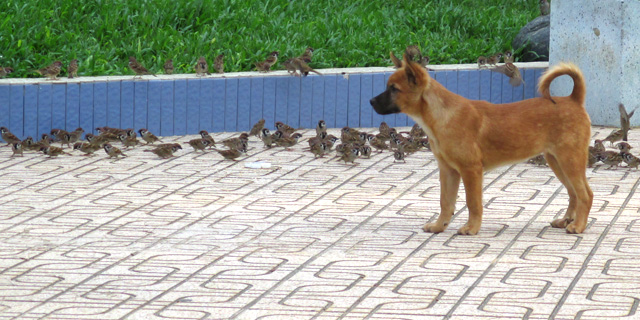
(549, 0), (639, 126)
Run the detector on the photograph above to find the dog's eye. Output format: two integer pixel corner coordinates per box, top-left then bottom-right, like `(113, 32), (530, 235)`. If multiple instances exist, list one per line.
(389, 85), (399, 93)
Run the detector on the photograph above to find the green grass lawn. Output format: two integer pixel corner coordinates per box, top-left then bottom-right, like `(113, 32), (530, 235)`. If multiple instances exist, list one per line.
(0, 0), (538, 78)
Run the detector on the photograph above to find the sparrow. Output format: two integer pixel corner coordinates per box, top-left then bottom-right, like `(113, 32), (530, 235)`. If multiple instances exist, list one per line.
(603, 129), (623, 146)
(378, 122), (391, 139)
(616, 142), (633, 152)
(249, 119), (266, 138)
(588, 151), (598, 167)
(621, 151), (640, 170)
(316, 120), (327, 137)
(299, 47), (314, 63)
(255, 51), (279, 72)
(125, 128), (137, 138)
(334, 143), (349, 157)
(35, 61), (63, 80)
(527, 154), (547, 166)
(41, 146), (71, 158)
(323, 135), (339, 151)
(31, 134), (54, 149)
(164, 59), (174, 75)
(260, 128), (274, 148)
(359, 145), (372, 159)
(221, 132), (249, 150)
(308, 131), (328, 148)
(188, 138), (210, 152)
(11, 142), (23, 157)
(73, 142), (100, 156)
(85, 133), (111, 147)
(282, 59), (299, 76)
(274, 121), (295, 135)
(339, 147), (359, 165)
(0, 67), (13, 78)
(418, 56), (432, 70)
(50, 128), (70, 143)
(212, 148), (245, 161)
(199, 130), (216, 147)
(408, 123), (426, 138)
(491, 62), (524, 87)
(341, 126), (362, 143)
(213, 54), (224, 74)
(368, 135), (388, 152)
(291, 57), (320, 76)
(96, 126), (125, 135)
(144, 144), (181, 159)
(540, 0), (550, 16)
(67, 127), (84, 143)
(393, 150), (406, 163)
(477, 56), (488, 69)
(590, 139), (606, 155)
(419, 137), (431, 151)
(118, 134), (140, 148)
(270, 130), (284, 144)
(503, 50), (514, 63)
(390, 51), (402, 68)
(310, 141), (328, 158)
(406, 45), (422, 61)
(487, 53), (502, 66)
(139, 128), (161, 144)
(619, 103), (636, 141)
(21, 136), (37, 151)
(276, 133), (303, 150)
(195, 56), (210, 76)
(103, 143), (127, 159)
(59, 133), (75, 148)
(129, 56), (156, 78)
(1, 126), (21, 145)
(67, 59), (78, 78)
(597, 151), (623, 169)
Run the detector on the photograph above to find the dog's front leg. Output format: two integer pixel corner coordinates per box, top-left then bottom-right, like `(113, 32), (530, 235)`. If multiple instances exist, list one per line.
(423, 161), (460, 233)
(458, 166), (484, 235)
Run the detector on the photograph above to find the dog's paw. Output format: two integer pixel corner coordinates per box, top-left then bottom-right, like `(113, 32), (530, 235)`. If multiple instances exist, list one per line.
(551, 218), (571, 228)
(422, 223), (446, 233)
(565, 222), (586, 234)
(457, 224), (480, 235)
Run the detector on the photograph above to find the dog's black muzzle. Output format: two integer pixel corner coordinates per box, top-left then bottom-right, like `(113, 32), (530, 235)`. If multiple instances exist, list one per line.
(370, 89), (401, 115)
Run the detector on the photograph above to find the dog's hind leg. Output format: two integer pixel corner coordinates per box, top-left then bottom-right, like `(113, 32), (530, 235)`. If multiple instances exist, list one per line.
(458, 165), (484, 235)
(545, 153), (577, 229)
(423, 161), (460, 233)
(549, 152), (593, 234)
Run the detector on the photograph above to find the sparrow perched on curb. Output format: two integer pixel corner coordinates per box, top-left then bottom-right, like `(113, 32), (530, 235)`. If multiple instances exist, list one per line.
(291, 57), (320, 76)
(491, 62), (524, 87)
(103, 143), (127, 159)
(195, 56), (210, 76)
(35, 61), (63, 80)
(199, 130), (216, 147)
(477, 56), (488, 69)
(283, 58), (299, 76)
(540, 0), (550, 16)
(249, 119), (266, 137)
(41, 146), (71, 158)
(129, 56), (156, 78)
(164, 59), (174, 75)
(67, 59), (78, 78)
(214, 54), (224, 74)
(299, 47), (314, 63)
(11, 143), (23, 157)
(260, 128), (274, 148)
(212, 148), (245, 161)
(487, 53), (502, 66)
(139, 128), (161, 144)
(503, 50), (514, 63)
(0, 67), (13, 78)
(73, 142), (100, 156)
(255, 51), (279, 72)
(188, 138), (210, 152)
(1, 126), (21, 145)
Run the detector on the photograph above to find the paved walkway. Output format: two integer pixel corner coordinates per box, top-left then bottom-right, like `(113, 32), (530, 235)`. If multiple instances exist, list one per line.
(0, 126), (638, 320)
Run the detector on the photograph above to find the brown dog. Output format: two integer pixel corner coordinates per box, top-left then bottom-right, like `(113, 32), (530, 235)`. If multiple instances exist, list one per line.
(370, 54), (593, 235)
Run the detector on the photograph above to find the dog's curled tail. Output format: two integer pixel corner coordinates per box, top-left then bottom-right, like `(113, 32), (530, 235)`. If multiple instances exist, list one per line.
(538, 62), (586, 106)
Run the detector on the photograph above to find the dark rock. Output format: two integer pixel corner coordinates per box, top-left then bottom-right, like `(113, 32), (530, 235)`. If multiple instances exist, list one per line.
(513, 15), (550, 62)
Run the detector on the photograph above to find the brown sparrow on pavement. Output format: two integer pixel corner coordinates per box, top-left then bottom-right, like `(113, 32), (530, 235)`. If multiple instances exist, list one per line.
(41, 146), (71, 158)
(603, 129), (623, 146)
(199, 130), (216, 147)
(316, 120), (327, 137)
(527, 154), (547, 166)
(310, 142), (328, 158)
(213, 148), (245, 161)
(73, 142), (100, 156)
(188, 138), (210, 152)
(276, 132), (303, 150)
(249, 119), (266, 137)
(103, 143), (127, 159)
(139, 128), (161, 144)
(11, 142), (23, 157)
(619, 103), (635, 141)
(339, 147), (359, 165)
(274, 121), (295, 135)
(119, 134), (140, 148)
(260, 128), (274, 148)
(393, 150), (406, 163)
(144, 144), (181, 159)
(1, 126), (21, 145)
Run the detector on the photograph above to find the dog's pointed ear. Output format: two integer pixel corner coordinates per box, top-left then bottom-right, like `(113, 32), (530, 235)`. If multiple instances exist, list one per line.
(390, 51), (402, 68)
(403, 51), (426, 87)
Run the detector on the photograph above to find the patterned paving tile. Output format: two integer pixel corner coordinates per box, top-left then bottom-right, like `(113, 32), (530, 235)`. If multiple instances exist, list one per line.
(0, 126), (638, 320)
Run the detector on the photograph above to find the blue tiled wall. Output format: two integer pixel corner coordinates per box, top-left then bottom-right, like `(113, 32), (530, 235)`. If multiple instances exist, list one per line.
(0, 68), (544, 139)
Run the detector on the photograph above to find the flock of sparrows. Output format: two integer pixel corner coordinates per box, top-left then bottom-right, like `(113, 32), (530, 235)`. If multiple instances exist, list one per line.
(0, 47), (320, 81)
(0, 118), (435, 165)
(477, 50), (524, 87)
(527, 104), (639, 170)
